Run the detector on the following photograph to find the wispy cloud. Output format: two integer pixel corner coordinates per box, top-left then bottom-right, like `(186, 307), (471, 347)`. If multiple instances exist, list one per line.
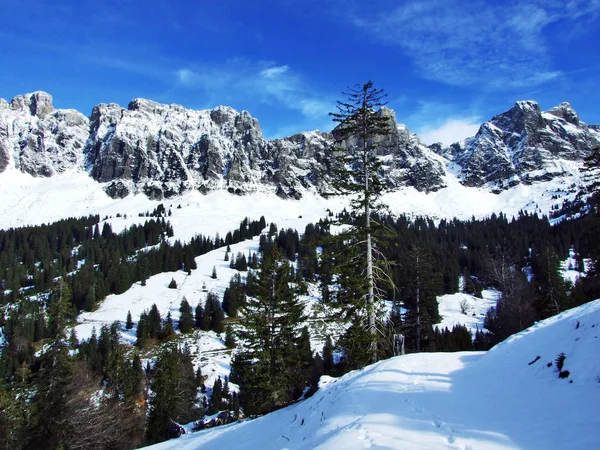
(399, 99), (482, 145)
(350, 0), (599, 90)
(174, 60), (333, 121)
(418, 117), (481, 146)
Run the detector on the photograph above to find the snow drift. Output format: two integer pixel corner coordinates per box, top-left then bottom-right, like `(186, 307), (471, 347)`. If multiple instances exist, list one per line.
(146, 300), (600, 450)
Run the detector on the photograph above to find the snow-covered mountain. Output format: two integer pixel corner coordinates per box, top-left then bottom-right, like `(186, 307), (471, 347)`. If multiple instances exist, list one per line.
(4, 92), (596, 203)
(433, 101), (600, 192)
(146, 299), (600, 450)
(0, 92), (445, 200)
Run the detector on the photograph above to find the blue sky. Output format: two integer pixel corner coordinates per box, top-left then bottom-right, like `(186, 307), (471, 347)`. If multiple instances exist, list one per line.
(1, 0), (599, 144)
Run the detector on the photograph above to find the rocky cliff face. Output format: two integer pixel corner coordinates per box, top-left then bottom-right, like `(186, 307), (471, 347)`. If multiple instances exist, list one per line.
(0, 92), (89, 177)
(0, 92), (446, 199)
(436, 101), (600, 191)
(2, 92), (595, 199)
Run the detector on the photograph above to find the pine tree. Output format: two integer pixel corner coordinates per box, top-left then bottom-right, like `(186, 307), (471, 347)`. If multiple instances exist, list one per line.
(401, 245), (442, 352)
(230, 248), (306, 415)
(327, 81), (393, 364)
(211, 266), (217, 279)
(126, 310), (134, 330)
(225, 326), (236, 349)
(161, 311), (175, 340)
(532, 247), (570, 319)
(47, 279), (73, 339)
(147, 345), (199, 444)
(194, 302), (204, 329)
(179, 298), (194, 333)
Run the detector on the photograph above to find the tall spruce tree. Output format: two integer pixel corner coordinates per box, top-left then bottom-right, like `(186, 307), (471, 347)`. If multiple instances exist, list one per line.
(532, 247), (570, 319)
(147, 345), (200, 444)
(230, 248), (306, 415)
(179, 298), (194, 333)
(328, 81), (393, 364)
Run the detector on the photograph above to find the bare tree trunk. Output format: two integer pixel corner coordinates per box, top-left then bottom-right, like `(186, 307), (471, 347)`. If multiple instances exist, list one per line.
(362, 86), (377, 363)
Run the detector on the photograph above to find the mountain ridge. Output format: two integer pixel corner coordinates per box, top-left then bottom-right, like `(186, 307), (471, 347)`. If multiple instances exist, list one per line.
(1, 91), (597, 200)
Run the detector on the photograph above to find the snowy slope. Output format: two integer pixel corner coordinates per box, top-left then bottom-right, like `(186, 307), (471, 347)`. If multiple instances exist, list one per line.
(72, 230), (343, 390)
(146, 300), (600, 450)
(435, 290), (500, 336)
(0, 161), (582, 231)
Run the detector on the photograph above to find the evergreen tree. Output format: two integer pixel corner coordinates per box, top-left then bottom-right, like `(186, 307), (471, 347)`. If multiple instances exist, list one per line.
(532, 247), (570, 319)
(179, 298), (194, 333)
(211, 266), (218, 279)
(47, 279), (73, 339)
(328, 81), (393, 364)
(401, 245), (442, 352)
(224, 326), (236, 349)
(230, 249), (306, 415)
(126, 310), (134, 330)
(194, 302), (204, 329)
(147, 345), (200, 444)
(161, 312), (175, 340)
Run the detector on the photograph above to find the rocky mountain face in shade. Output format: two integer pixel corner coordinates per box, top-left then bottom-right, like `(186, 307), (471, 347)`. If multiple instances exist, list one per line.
(1, 92), (597, 199)
(433, 100), (600, 192)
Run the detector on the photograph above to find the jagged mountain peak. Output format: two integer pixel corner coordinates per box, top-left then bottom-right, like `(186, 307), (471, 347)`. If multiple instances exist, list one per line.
(6, 91), (54, 118)
(440, 100), (598, 191)
(0, 92), (446, 199)
(546, 102), (581, 126)
(2, 90), (596, 199)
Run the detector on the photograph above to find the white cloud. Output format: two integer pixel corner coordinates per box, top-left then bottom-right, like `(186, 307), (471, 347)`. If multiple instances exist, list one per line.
(348, 0), (597, 90)
(418, 117), (481, 146)
(259, 65), (290, 79)
(173, 61), (332, 120)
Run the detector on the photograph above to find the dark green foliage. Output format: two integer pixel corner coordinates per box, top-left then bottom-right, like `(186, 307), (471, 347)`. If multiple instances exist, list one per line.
(337, 318), (375, 371)
(222, 273), (246, 318)
(230, 249), (307, 415)
(147, 345), (201, 444)
(126, 310), (134, 330)
(473, 327), (493, 351)
(400, 245), (442, 352)
(179, 298), (194, 333)
(135, 304), (165, 347)
(201, 292), (225, 333)
(161, 311), (175, 340)
(0, 214), (267, 323)
(532, 247), (570, 318)
(168, 278), (177, 289)
(326, 81), (394, 365)
(208, 377), (225, 415)
(234, 252), (248, 271)
(431, 325), (473, 352)
(194, 302), (204, 329)
(211, 266), (217, 279)
(225, 326), (236, 349)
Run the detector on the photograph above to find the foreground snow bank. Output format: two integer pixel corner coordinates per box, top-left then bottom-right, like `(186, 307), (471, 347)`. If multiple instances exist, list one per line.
(147, 300), (600, 450)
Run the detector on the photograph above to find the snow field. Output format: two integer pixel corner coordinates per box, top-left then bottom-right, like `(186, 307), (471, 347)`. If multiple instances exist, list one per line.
(146, 299), (600, 450)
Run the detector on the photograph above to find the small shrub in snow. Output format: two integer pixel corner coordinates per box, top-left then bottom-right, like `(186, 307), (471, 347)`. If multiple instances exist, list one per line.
(168, 278), (177, 289)
(555, 352), (566, 372)
(460, 299), (469, 315)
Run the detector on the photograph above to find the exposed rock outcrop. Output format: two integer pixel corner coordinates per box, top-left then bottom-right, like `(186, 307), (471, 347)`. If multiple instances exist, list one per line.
(435, 101), (600, 191)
